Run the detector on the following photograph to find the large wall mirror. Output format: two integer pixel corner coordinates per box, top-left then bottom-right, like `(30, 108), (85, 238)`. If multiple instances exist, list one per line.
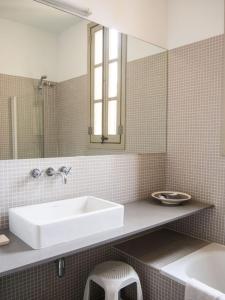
(0, 0), (167, 159)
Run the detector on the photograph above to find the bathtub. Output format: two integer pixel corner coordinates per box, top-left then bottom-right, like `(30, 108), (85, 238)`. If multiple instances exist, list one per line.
(161, 243), (225, 294)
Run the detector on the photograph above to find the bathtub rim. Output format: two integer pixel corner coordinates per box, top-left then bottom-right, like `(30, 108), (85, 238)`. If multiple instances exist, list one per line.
(160, 242), (225, 286)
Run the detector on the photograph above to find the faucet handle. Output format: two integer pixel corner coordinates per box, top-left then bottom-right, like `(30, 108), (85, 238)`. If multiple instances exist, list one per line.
(59, 166), (72, 175)
(46, 167), (56, 177)
(30, 168), (44, 178)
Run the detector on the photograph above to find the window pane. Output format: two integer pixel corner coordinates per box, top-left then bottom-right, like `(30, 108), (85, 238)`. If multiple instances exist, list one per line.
(108, 100), (117, 135)
(94, 102), (102, 135)
(108, 62), (118, 98)
(94, 29), (103, 65)
(94, 66), (102, 100)
(109, 29), (119, 60)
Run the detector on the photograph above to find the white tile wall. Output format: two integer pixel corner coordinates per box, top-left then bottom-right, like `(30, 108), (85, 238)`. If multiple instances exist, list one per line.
(0, 153), (165, 229)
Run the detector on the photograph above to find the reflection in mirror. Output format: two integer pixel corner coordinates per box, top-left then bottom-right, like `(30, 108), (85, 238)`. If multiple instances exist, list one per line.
(0, 0), (167, 159)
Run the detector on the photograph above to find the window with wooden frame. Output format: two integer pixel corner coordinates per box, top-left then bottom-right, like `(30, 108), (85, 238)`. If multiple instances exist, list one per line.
(88, 23), (126, 149)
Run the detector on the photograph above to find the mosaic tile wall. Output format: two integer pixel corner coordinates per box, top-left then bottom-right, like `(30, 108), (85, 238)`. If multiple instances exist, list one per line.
(112, 246), (185, 300)
(0, 153), (165, 229)
(0, 234), (186, 300)
(0, 74), (37, 160)
(0, 244), (113, 300)
(126, 52), (167, 154)
(56, 75), (88, 157)
(166, 35), (225, 244)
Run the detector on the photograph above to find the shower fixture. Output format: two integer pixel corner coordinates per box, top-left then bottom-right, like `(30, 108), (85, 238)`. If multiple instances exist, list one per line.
(38, 75), (55, 89)
(38, 75), (47, 89)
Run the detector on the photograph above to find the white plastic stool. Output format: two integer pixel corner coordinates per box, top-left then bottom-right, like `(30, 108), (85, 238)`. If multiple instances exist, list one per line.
(83, 261), (143, 300)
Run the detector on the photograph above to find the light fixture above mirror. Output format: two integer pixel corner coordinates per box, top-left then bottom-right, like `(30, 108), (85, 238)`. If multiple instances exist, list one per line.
(34, 0), (92, 17)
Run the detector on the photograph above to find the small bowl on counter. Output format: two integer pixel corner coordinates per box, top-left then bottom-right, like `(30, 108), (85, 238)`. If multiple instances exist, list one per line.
(151, 191), (191, 206)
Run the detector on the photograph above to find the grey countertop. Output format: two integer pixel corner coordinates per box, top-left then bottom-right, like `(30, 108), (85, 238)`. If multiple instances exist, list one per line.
(0, 199), (212, 277)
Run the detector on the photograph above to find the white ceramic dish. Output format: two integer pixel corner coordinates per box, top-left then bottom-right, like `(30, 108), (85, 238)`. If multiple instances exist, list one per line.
(9, 196), (124, 249)
(151, 191), (191, 205)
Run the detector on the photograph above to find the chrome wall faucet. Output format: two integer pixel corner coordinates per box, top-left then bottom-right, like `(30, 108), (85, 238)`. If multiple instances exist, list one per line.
(46, 166), (72, 184)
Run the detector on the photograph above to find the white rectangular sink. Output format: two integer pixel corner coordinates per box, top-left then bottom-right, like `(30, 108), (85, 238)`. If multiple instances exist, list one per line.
(9, 196), (124, 249)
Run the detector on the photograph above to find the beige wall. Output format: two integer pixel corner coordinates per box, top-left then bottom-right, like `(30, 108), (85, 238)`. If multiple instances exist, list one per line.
(0, 18), (58, 81)
(67, 0), (168, 48)
(57, 19), (89, 82)
(36, 0), (225, 50)
(167, 0), (224, 49)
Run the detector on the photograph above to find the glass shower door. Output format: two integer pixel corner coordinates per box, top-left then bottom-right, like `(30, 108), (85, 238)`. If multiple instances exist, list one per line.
(10, 92), (44, 159)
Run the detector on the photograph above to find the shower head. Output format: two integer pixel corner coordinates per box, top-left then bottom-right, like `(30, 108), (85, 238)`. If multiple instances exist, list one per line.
(38, 75), (47, 89)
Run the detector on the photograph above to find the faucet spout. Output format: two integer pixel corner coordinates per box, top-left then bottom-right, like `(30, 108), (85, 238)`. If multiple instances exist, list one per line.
(57, 171), (67, 184)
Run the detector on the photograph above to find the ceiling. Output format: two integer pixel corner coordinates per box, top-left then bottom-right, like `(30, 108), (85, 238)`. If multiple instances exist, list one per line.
(0, 0), (83, 34)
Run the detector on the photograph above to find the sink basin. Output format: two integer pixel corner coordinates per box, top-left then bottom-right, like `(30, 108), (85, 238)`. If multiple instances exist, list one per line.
(9, 196), (124, 249)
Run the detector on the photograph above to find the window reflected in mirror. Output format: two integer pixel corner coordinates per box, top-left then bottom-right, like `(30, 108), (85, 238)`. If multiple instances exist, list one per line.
(89, 24), (125, 147)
